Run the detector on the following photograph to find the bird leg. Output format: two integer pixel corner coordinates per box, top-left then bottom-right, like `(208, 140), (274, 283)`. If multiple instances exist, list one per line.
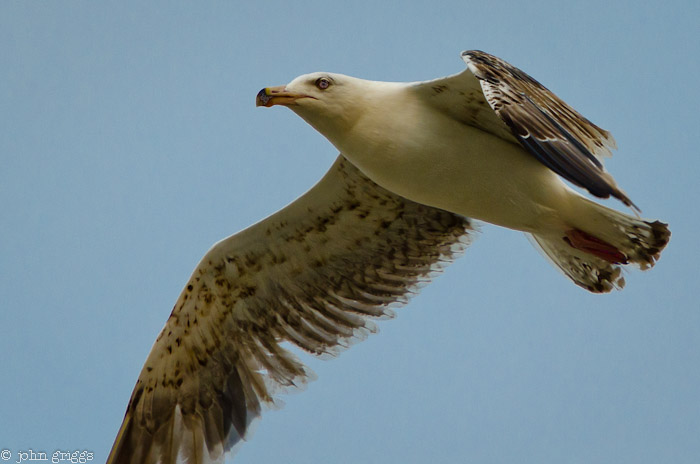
(564, 229), (628, 264)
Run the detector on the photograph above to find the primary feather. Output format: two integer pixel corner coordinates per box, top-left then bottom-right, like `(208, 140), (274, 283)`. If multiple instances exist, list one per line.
(107, 156), (474, 464)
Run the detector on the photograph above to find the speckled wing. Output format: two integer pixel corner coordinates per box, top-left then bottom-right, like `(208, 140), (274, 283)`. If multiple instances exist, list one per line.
(414, 50), (635, 209)
(107, 155), (475, 464)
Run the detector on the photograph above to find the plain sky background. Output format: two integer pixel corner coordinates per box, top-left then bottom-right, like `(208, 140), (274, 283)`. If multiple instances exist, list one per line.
(1, 1), (699, 463)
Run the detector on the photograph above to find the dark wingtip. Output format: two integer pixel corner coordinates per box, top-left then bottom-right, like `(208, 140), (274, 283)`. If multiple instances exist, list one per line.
(620, 193), (642, 215)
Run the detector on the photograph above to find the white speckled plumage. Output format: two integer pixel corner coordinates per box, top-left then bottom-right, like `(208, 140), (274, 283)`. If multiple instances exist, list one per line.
(108, 157), (474, 464)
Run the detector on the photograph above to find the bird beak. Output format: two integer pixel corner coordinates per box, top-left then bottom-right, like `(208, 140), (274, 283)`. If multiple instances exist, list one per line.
(256, 86), (311, 107)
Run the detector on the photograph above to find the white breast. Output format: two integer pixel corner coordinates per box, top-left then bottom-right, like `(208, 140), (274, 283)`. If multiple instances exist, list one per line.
(332, 91), (572, 233)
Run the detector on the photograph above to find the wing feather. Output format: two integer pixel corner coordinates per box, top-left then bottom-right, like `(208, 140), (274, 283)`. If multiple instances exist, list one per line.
(412, 50), (636, 210)
(107, 155), (476, 464)
(461, 50), (636, 209)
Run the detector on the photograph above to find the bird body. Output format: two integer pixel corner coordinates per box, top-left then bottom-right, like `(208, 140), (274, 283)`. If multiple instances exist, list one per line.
(296, 77), (569, 232)
(266, 52), (669, 291)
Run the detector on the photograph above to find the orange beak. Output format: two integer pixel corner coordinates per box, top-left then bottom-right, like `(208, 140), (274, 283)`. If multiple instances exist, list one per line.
(256, 85), (311, 107)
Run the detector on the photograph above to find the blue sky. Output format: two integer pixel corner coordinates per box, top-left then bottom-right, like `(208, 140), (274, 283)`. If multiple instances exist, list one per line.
(1, 1), (698, 463)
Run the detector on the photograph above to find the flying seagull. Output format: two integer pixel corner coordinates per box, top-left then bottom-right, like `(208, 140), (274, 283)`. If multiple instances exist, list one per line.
(108, 50), (669, 463)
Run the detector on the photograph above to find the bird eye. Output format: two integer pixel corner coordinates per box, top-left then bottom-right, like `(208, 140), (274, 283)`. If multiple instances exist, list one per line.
(315, 77), (331, 90)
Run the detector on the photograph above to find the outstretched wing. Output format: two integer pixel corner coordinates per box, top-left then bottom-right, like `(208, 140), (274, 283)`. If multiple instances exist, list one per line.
(413, 50), (636, 210)
(107, 155), (475, 464)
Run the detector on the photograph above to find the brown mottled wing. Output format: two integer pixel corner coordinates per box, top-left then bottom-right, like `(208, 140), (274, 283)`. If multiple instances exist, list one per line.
(461, 50), (636, 209)
(107, 155), (475, 464)
(414, 50), (635, 209)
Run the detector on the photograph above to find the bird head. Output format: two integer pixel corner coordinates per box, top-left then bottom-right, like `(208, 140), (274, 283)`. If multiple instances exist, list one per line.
(256, 72), (383, 148)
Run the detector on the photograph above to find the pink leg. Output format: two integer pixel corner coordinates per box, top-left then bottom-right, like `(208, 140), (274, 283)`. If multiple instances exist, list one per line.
(564, 229), (628, 264)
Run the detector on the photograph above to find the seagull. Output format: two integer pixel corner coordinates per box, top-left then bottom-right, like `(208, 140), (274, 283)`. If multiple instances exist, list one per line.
(107, 50), (669, 463)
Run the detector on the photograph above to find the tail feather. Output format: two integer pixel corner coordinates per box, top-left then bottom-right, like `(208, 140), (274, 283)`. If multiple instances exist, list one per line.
(529, 233), (626, 293)
(529, 204), (670, 293)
